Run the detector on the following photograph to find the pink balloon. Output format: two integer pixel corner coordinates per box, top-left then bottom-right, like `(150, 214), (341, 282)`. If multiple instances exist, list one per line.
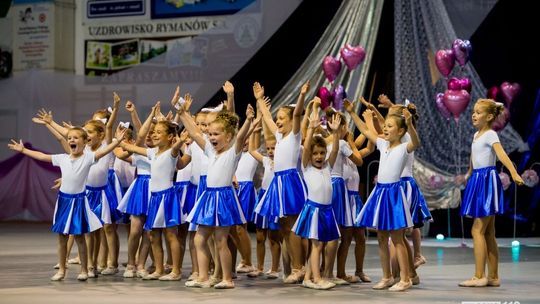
(442, 89), (470, 122)
(322, 56), (341, 82)
(447, 77), (471, 93)
(340, 44), (366, 71)
(317, 86), (334, 110)
(435, 92), (452, 120)
(435, 49), (455, 77)
(491, 107), (510, 132)
(500, 82), (521, 106)
(333, 85), (346, 111)
(452, 39), (472, 66)
(487, 86), (501, 100)
(458, 78), (472, 93)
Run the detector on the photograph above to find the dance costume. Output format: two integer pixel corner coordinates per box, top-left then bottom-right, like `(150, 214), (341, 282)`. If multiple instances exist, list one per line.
(51, 151), (102, 234)
(292, 163), (340, 242)
(343, 158), (364, 228)
(235, 152), (259, 223)
(175, 161), (192, 221)
(187, 141), (246, 227)
(144, 148), (182, 230)
(461, 130), (504, 218)
(253, 156), (280, 230)
(117, 154), (151, 217)
(356, 138), (413, 230)
(327, 140), (354, 227)
(255, 131), (307, 219)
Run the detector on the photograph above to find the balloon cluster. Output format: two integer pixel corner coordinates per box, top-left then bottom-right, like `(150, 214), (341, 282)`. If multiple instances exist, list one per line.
(499, 172), (511, 190)
(521, 169), (539, 188)
(434, 39), (473, 122)
(320, 44), (365, 111)
(487, 81), (521, 131)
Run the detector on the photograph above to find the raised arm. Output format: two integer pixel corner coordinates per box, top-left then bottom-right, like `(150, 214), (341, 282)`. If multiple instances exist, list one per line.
(223, 81), (235, 113)
(292, 81), (310, 135)
(135, 101), (160, 146)
(344, 99), (378, 144)
(327, 114), (341, 168)
(33, 110), (70, 153)
(105, 92), (121, 144)
(248, 121), (264, 163)
(170, 130), (187, 158)
(403, 109), (420, 153)
(125, 100), (142, 133)
(254, 82), (278, 135)
(302, 108), (320, 168)
(345, 131), (363, 166)
(175, 96), (206, 150)
(8, 140), (52, 162)
(235, 104), (255, 154)
(35, 108), (69, 138)
(493, 143), (524, 185)
(95, 129), (126, 160)
(360, 96), (384, 134)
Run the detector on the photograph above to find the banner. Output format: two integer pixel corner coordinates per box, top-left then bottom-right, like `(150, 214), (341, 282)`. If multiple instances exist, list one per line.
(13, 2), (55, 70)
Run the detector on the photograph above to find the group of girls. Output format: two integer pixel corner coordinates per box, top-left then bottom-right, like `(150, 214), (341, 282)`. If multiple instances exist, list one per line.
(8, 79), (523, 291)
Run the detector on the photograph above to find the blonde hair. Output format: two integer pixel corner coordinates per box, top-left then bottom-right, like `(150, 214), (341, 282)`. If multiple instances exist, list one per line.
(156, 121), (179, 136)
(68, 127), (88, 140)
(212, 110), (239, 136)
(476, 98), (505, 124)
(389, 103), (419, 126)
(84, 120), (106, 134)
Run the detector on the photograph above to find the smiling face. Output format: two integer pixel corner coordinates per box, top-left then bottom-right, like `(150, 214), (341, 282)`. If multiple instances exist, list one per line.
(471, 103), (493, 130)
(311, 145), (327, 169)
(84, 122), (105, 149)
(145, 124), (155, 147)
(276, 108), (293, 135)
(208, 121), (232, 154)
(195, 112), (209, 134)
(67, 129), (87, 156)
(152, 123), (173, 149)
(382, 116), (405, 144)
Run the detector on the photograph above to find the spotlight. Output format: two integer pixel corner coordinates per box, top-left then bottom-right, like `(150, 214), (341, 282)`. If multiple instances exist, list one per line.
(436, 234), (445, 241)
(511, 240), (520, 247)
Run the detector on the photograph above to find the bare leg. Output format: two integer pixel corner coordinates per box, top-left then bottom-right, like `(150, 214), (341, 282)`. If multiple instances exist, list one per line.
(281, 216), (303, 271)
(310, 240), (324, 283)
(56, 234), (69, 277)
(336, 227), (353, 279)
(228, 235), (237, 277)
(66, 235), (77, 263)
(149, 229), (164, 275)
(137, 230), (151, 271)
(235, 224), (253, 268)
(215, 227), (233, 283)
(188, 232), (199, 275)
(177, 223), (189, 272)
(255, 229), (267, 271)
(390, 230), (410, 283)
(411, 228), (422, 259)
(377, 231), (392, 279)
(164, 229), (172, 268)
(268, 230), (282, 272)
(103, 223), (119, 268)
(98, 229), (108, 269)
(281, 235), (291, 276)
(127, 215), (144, 267)
(194, 226), (213, 282)
(471, 217), (490, 279)
(322, 239), (338, 278)
(353, 228), (367, 275)
(403, 231), (417, 278)
(74, 235), (88, 274)
(485, 216), (499, 281)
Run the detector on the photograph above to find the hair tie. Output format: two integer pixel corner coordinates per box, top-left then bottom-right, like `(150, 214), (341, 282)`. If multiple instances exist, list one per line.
(119, 121), (130, 129)
(404, 98), (410, 106)
(107, 107), (113, 114)
(98, 118), (107, 124)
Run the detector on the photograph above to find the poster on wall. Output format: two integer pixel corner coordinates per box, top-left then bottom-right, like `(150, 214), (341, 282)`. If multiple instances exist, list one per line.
(151, 0), (258, 19)
(111, 39), (140, 69)
(86, 41), (112, 70)
(140, 39), (167, 63)
(13, 2), (55, 70)
(166, 36), (208, 68)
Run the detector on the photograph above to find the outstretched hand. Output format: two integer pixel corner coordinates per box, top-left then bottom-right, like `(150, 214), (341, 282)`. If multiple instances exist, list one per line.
(403, 108), (412, 126)
(113, 92), (121, 108)
(300, 81), (310, 95)
(246, 104), (255, 120)
(34, 108), (53, 125)
(223, 81), (234, 95)
(125, 100), (135, 112)
(253, 82), (264, 100)
(377, 94), (393, 108)
(8, 139), (24, 152)
(328, 114), (342, 133)
(170, 86), (180, 108)
(343, 99), (355, 113)
(308, 109), (320, 129)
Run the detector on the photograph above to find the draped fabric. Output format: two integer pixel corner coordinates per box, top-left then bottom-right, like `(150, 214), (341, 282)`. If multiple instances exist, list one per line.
(394, 0), (528, 209)
(0, 144), (60, 221)
(270, 0), (384, 115)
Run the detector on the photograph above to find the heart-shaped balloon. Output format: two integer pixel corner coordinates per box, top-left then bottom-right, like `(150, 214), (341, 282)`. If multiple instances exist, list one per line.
(458, 78), (472, 93)
(317, 86), (334, 110)
(452, 39), (472, 66)
(435, 92), (452, 120)
(435, 49), (455, 77)
(487, 86), (501, 101)
(491, 107), (510, 131)
(322, 56), (341, 82)
(340, 44), (366, 71)
(333, 85), (346, 111)
(500, 82), (521, 106)
(447, 77), (472, 93)
(442, 89), (470, 122)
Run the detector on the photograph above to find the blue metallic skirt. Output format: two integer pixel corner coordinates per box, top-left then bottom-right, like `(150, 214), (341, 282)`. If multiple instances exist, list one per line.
(52, 191), (103, 235)
(401, 176), (432, 224)
(86, 184), (123, 224)
(461, 166), (504, 218)
(292, 200), (341, 242)
(187, 186), (246, 227)
(237, 181), (257, 223)
(349, 190), (365, 228)
(144, 187), (183, 230)
(252, 189), (280, 231)
(117, 175), (150, 217)
(331, 177), (353, 227)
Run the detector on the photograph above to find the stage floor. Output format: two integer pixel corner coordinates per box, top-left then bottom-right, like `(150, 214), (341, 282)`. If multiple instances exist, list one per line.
(1, 223), (539, 304)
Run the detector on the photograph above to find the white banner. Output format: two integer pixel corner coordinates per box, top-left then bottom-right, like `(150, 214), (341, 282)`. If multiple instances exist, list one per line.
(13, 2), (55, 70)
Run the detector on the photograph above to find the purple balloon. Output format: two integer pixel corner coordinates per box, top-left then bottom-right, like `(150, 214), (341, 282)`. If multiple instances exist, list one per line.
(435, 49), (455, 77)
(333, 85), (346, 111)
(491, 107), (510, 132)
(340, 44), (366, 71)
(459, 78), (472, 93)
(442, 89), (471, 122)
(500, 82), (521, 106)
(447, 77), (471, 93)
(452, 39), (472, 66)
(322, 56), (341, 82)
(435, 92), (452, 120)
(317, 86), (334, 110)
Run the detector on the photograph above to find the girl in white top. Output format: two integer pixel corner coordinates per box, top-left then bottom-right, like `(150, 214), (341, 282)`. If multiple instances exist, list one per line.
(120, 114), (186, 281)
(8, 127), (124, 281)
(178, 99), (253, 289)
(247, 121), (282, 279)
(347, 98), (420, 292)
(292, 110), (341, 290)
(116, 102), (157, 278)
(458, 99), (524, 288)
(254, 81), (309, 284)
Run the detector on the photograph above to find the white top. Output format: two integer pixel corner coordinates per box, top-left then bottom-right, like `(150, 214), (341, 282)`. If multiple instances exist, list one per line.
(131, 154), (151, 175)
(147, 148), (177, 192)
(186, 139), (209, 185)
(113, 157), (136, 188)
(343, 158), (360, 191)
(302, 163), (333, 205)
(471, 130), (500, 169)
(235, 152), (259, 182)
(204, 141), (241, 188)
(86, 143), (113, 187)
(176, 162), (192, 182)
(52, 151), (96, 194)
(261, 156), (275, 190)
(400, 133), (414, 178)
(376, 138), (410, 183)
(327, 139), (353, 177)
(274, 131), (302, 172)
